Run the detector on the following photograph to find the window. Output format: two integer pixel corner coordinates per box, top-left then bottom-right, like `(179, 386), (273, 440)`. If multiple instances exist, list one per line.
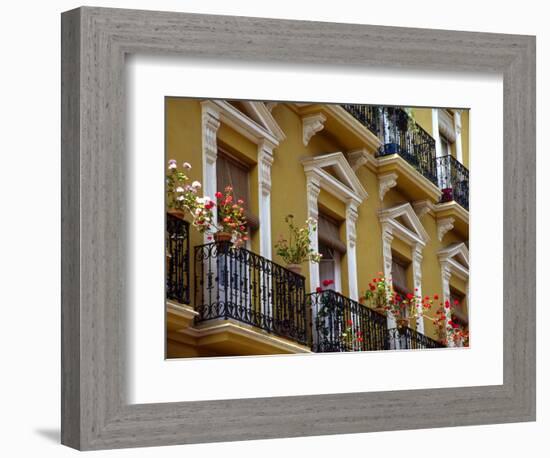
(450, 288), (468, 327)
(391, 256), (412, 319)
(439, 135), (451, 157)
(317, 213), (345, 291)
(391, 256), (410, 297)
(216, 149), (259, 231)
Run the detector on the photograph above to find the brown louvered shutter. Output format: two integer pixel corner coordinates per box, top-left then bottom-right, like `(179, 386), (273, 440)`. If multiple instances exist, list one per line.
(317, 213), (346, 254)
(391, 257), (410, 296)
(216, 150), (259, 230)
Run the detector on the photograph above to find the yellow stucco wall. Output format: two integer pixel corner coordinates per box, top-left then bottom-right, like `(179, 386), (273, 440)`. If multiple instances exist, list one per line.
(166, 99), (469, 349)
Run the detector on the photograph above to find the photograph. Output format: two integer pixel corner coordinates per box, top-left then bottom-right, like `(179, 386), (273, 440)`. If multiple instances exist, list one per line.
(165, 99), (470, 358)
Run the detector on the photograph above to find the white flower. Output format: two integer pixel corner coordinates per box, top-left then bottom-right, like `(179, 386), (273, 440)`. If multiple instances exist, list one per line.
(177, 195), (184, 201)
(191, 181), (202, 189)
(175, 186), (184, 193)
(168, 159), (177, 169)
(183, 162), (192, 170)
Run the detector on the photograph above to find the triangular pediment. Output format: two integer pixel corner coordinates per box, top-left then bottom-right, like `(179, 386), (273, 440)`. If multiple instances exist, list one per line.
(301, 152), (368, 203)
(378, 202), (430, 245)
(239, 101), (286, 142)
(439, 242), (469, 269)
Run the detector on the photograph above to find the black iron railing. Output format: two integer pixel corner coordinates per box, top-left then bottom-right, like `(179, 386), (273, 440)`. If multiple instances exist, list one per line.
(376, 107), (438, 185)
(342, 104), (438, 186)
(194, 242), (308, 345)
(387, 327), (445, 350)
(341, 104), (381, 136)
(309, 290), (388, 352)
(435, 154), (469, 210)
(166, 213), (190, 304)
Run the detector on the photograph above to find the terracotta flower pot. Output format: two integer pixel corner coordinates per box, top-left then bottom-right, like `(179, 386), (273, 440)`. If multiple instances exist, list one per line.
(167, 208), (186, 220)
(286, 263), (302, 275)
(213, 231), (232, 243)
(397, 317), (409, 329)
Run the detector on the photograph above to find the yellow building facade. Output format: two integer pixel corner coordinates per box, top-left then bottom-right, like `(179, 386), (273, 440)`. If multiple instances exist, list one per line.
(165, 99), (469, 358)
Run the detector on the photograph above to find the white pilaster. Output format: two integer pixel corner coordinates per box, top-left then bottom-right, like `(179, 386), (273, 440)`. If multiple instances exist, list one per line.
(412, 243), (425, 333)
(201, 103), (221, 238)
(441, 262), (453, 347)
(306, 177), (321, 293)
(381, 224), (396, 329)
(454, 110), (463, 164)
(258, 141), (274, 259)
(345, 202), (359, 300)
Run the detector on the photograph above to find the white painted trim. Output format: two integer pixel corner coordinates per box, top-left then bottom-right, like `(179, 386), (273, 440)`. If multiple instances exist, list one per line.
(378, 202), (430, 246)
(345, 202), (359, 300)
(454, 110), (464, 163)
(306, 179), (321, 293)
(301, 152), (368, 203)
(302, 153), (367, 297)
(203, 100), (279, 147)
(379, 203), (431, 334)
(438, 242), (470, 345)
(200, 102), (221, 241)
(242, 101), (287, 142)
(202, 100), (281, 259)
(258, 141), (274, 259)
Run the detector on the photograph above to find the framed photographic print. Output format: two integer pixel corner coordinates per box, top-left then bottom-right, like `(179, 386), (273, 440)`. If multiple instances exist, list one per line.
(61, 6), (536, 450)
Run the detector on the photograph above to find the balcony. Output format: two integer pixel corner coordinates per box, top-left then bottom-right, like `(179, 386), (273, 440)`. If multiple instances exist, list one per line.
(387, 327), (444, 350)
(309, 289), (388, 352)
(194, 242), (309, 347)
(166, 213), (190, 304)
(435, 154), (469, 210)
(166, 217), (445, 353)
(309, 289), (444, 352)
(342, 105), (438, 186)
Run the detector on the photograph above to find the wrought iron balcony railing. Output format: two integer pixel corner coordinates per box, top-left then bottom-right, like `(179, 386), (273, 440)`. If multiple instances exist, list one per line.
(309, 290), (388, 352)
(387, 326), (445, 350)
(194, 242), (308, 345)
(435, 154), (469, 210)
(342, 104), (438, 186)
(341, 104), (381, 137)
(166, 213), (191, 304)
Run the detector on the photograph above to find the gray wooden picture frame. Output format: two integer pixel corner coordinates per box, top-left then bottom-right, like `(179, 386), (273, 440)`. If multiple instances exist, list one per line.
(61, 6), (536, 451)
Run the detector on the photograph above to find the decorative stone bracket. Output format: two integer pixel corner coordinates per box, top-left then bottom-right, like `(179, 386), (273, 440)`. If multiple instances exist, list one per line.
(302, 113), (327, 146)
(379, 172), (398, 201)
(437, 217), (455, 241)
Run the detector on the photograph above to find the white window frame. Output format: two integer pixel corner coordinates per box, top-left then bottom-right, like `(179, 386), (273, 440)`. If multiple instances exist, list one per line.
(438, 242), (470, 346)
(301, 152), (368, 299)
(378, 202), (430, 334)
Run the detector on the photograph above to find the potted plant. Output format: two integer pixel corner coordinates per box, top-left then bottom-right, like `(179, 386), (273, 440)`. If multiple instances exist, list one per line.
(166, 159), (212, 234)
(360, 273), (391, 315)
(166, 159), (197, 218)
(274, 215), (322, 275)
(212, 186), (248, 248)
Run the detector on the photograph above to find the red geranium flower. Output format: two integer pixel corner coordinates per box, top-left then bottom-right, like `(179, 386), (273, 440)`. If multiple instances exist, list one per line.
(445, 300), (450, 308)
(316, 286), (323, 293)
(434, 294), (439, 300)
(322, 279), (334, 287)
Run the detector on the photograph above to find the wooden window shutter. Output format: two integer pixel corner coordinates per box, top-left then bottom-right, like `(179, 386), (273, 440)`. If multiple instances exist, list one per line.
(216, 150), (259, 230)
(317, 213), (346, 254)
(391, 257), (409, 295)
